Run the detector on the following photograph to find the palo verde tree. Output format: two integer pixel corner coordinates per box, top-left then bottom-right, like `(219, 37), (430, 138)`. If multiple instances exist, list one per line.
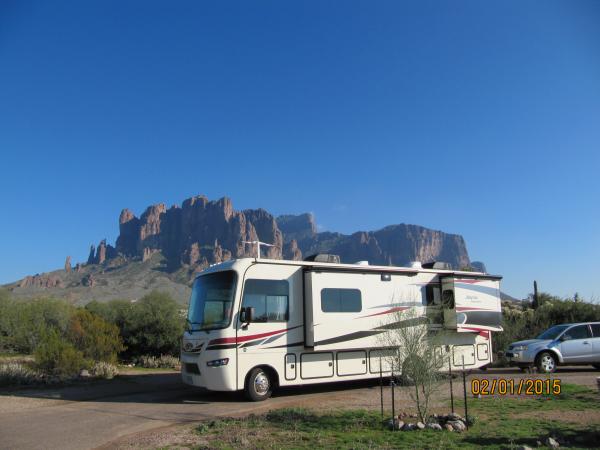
(379, 306), (450, 423)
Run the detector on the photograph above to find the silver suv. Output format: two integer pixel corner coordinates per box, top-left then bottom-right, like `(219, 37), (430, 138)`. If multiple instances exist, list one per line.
(506, 322), (600, 373)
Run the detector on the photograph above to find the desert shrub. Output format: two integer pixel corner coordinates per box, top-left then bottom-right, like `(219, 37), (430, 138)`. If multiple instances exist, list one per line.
(137, 354), (180, 369)
(0, 361), (44, 386)
(67, 309), (124, 364)
(88, 292), (184, 358)
(495, 293), (600, 356)
(34, 329), (87, 379)
(91, 361), (119, 379)
(0, 297), (74, 354)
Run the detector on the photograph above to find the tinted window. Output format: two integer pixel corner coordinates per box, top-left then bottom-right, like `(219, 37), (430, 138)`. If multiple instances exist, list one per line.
(242, 279), (289, 322)
(321, 288), (362, 313)
(537, 324), (570, 340)
(591, 324), (600, 337)
(563, 325), (591, 341)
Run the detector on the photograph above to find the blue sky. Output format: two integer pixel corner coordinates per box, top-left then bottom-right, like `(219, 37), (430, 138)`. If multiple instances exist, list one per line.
(1, 1), (599, 300)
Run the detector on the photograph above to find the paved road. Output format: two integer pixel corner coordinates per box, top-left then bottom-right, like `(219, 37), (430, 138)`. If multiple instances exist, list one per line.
(0, 367), (598, 450)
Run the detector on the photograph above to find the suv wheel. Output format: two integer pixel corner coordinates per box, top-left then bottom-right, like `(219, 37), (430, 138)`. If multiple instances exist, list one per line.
(245, 367), (272, 401)
(536, 352), (557, 373)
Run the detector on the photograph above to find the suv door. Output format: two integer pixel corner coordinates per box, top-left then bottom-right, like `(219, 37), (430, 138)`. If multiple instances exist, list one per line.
(590, 324), (600, 362)
(559, 324), (593, 363)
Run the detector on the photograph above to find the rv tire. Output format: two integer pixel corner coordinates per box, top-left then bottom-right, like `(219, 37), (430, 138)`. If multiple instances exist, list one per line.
(245, 367), (273, 401)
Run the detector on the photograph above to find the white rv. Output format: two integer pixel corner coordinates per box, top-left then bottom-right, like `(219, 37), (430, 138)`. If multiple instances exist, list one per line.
(181, 255), (502, 401)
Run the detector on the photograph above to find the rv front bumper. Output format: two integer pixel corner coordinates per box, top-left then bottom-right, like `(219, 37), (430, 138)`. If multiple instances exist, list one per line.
(180, 352), (237, 391)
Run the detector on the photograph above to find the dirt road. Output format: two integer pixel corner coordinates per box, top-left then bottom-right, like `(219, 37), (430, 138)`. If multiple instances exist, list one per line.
(0, 367), (597, 450)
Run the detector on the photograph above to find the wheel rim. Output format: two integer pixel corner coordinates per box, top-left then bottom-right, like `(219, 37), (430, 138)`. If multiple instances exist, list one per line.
(541, 355), (555, 371)
(254, 371), (269, 395)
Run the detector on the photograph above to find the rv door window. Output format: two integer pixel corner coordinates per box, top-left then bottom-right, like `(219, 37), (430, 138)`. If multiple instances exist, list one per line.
(321, 288), (362, 313)
(242, 279), (289, 322)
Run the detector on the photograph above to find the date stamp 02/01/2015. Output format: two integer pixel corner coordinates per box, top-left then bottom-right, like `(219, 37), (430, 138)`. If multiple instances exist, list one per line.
(471, 378), (562, 396)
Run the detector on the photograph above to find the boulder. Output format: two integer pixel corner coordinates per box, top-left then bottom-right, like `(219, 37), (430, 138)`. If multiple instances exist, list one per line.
(427, 423), (442, 431)
(545, 437), (559, 448)
(448, 420), (466, 432)
(416, 422), (425, 430)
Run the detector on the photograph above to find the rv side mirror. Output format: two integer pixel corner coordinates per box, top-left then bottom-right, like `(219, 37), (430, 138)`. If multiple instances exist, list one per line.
(246, 307), (255, 323)
(240, 307), (255, 324)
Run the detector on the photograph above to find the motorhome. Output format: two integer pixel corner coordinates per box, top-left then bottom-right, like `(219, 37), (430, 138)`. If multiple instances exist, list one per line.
(181, 254), (503, 401)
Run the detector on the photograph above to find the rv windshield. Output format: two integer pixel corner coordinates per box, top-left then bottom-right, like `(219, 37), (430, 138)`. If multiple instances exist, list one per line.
(187, 271), (237, 331)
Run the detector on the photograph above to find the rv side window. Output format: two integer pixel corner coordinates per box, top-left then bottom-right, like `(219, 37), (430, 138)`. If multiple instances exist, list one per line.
(321, 288), (362, 313)
(242, 279), (289, 322)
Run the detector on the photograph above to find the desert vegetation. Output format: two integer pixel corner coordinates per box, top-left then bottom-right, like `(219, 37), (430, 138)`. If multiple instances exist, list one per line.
(0, 288), (184, 386)
(494, 292), (600, 360)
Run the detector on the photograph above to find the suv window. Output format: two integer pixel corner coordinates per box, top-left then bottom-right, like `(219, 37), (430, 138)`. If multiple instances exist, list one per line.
(590, 324), (600, 337)
(562, 325), (591, 341)
(242, 279), (289, 322)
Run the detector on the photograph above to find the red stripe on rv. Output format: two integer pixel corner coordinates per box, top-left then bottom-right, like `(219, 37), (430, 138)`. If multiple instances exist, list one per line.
(460, 326), (490, 339)
(209, 328), (288, 345)
(359, 306), (409, 318)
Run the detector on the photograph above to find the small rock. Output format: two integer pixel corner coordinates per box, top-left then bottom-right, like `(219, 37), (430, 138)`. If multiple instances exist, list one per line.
(416, 422), (425, 430)
(427, 423), (443, 431)
(444, 424), (454, 432)
(393, 419), (404, 431)
(448, 413), (463, 421)
(79, 369), (90, 378)
(448, 420), (466, 432)
(545, 437), (560, 448)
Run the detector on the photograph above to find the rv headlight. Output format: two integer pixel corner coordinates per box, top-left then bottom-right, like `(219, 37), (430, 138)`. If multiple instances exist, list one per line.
(512, 345), (528, 352)
(206, 358), (229, 367)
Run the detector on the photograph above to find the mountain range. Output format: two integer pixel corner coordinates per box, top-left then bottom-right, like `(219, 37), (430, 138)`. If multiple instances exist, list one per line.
(6, 195), (477, 304)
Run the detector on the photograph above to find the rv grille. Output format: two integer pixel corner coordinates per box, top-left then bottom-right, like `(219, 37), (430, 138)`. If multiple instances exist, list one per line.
(184, 363), (200, 375)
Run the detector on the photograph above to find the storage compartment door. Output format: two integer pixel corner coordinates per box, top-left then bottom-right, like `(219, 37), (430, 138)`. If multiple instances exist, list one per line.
(285, 354), (297, 381)
(453, 344), (475, 366)
(336, 351), (367, 376)
(300, 352), (334, 379)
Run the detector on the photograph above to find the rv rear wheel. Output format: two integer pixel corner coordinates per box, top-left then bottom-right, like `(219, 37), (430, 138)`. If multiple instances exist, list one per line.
(245, 367), (272, 401)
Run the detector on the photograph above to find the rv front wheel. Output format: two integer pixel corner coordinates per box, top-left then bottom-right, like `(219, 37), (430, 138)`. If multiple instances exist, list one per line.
(245, 368), (272, 401)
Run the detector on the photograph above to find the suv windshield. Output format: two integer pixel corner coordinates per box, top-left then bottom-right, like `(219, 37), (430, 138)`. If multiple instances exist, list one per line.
(537, 324), (570, 340)
(187, 271), (237, 331)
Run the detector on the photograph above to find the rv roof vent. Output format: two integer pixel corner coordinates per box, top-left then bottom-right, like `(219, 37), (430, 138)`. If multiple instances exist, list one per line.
(409, 261), (422, 269)
(304, 254), (341, 264)
(422, 261), (452, 270)
(354, 260), (369, 266)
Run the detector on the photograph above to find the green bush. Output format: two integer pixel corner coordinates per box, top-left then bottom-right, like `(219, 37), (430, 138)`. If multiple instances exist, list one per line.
(67, 309), (124, 363)
(0, 296), (74, 354)
(34, 329), (87, 379)
(495, 293), (600, 356)
(87, 292), (184, 358)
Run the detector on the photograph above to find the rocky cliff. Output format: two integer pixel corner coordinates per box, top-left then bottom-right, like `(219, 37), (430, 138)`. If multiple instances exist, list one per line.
(6, 194), (473, 303)
(95, 195), (471, 271)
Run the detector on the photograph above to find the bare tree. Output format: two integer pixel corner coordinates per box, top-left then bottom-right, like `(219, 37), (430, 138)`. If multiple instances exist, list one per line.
(379, 306), (449, 423)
